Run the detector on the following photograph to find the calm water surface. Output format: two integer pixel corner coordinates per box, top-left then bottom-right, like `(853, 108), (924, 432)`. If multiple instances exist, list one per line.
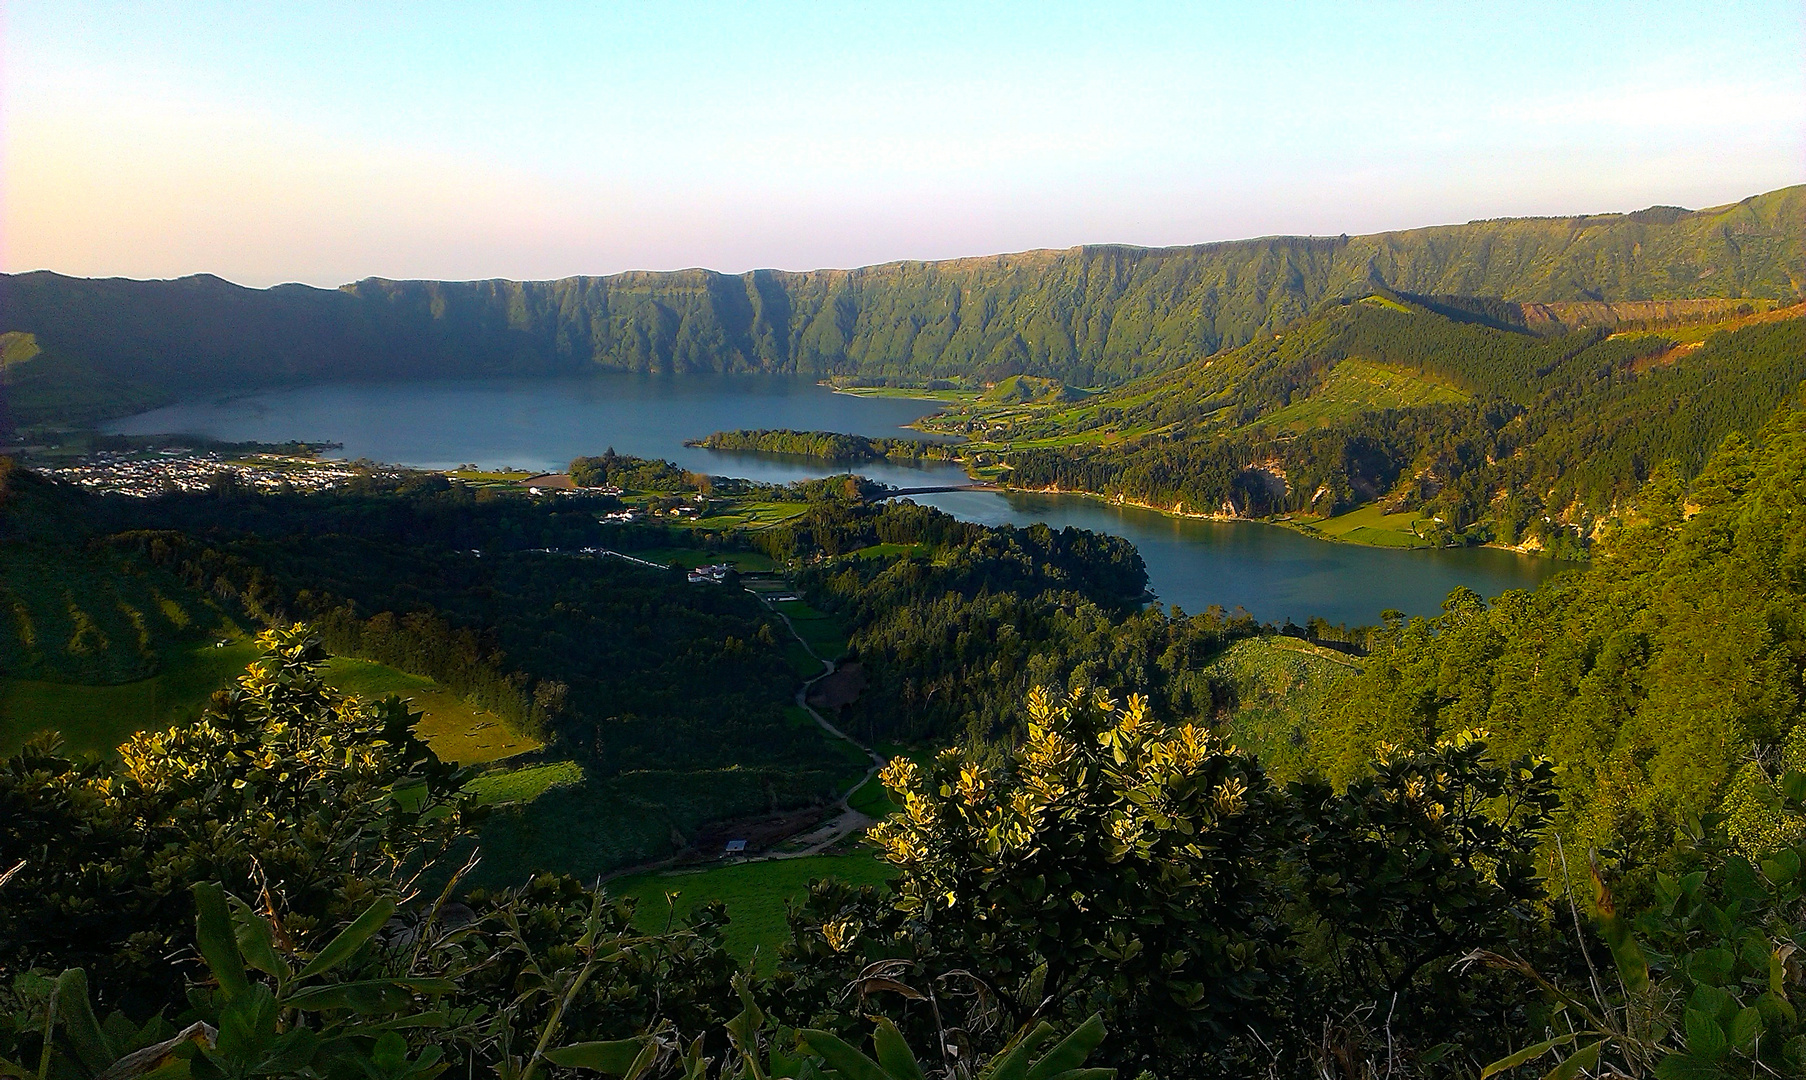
(107, 375), (1564, 625)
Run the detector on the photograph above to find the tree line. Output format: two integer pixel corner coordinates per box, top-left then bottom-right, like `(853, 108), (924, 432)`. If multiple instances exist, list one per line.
(687, 429), (958, 464)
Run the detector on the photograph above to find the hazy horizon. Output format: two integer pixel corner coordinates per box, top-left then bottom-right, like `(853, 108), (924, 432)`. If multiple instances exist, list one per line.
(7, 0), (1803, 289)
(9, 179), (1805, 293)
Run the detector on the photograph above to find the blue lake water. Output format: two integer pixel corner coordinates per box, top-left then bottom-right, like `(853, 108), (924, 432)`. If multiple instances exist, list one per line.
(107, 374), (1563, 625)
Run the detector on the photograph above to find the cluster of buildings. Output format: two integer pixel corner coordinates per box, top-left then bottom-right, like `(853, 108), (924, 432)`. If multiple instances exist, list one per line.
(34, 449), (366, 497)
(687, 563), (735, 584)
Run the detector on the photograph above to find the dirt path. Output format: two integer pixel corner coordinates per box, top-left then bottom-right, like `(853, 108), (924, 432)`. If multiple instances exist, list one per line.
(754, 591), (885, 859)
(598, 590), (885, 883)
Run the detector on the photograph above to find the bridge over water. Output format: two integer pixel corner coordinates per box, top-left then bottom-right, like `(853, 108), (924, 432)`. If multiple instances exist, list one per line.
(875, 483), (1001, 499)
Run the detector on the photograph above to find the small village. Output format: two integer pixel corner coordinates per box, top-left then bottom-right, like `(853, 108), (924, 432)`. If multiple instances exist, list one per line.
(29, 448), (374, 496)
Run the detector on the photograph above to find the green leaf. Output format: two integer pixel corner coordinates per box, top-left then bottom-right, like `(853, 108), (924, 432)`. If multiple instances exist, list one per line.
(341, 1013), (451, 1036)
(1654, 1053), (1726, 1080)
(296, 898), (396, 980)
(1684, 1009), (1728, 1061)
(372, 1032), (408, 1073)
(1593, 881), (1650, 996)
(1687, 949), (1735, 988)
(1761, 849), (1800, 884)
(1035, 1071), (1113, 1080)
(544, 1039), (650, 1076)
(1688, 984), (1734, 1021)
(1543, 1040), (1599, 1080)
(872, 1019), (925, 1080)
(226, 897), (288, 983)
(283, 981), (415, 1014)
(797, 1031), (891, 1080)
(1760, 989), (1798, 1025)
(1728, 1005), (1763, 1049)
(254, 1026), (318, 1075)
(52, 969), (114, 1074)
(1026, 1015), (1106, 1080)
(191, 884), (249, 1001)
(1481, 1032), (1583, 1077)
(1779, 770), (1806, 804)
(979, 1025), (1055, 1080)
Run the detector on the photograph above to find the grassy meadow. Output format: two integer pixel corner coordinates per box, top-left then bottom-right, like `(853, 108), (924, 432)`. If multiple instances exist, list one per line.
(1207, 636), (1360, 780)
(1292, 503), (1431, 548)
(0, 637), (259, 756)
(322, 657), (540, 765)
(1256, 359), (1465, 431)
(767, 598), (846, 675)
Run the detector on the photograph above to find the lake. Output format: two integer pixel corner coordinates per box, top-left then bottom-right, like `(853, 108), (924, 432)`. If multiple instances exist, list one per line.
(107, 374), (1564, 625)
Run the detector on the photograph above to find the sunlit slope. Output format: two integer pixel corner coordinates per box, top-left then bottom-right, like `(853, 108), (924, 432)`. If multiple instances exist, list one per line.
(1, 186), (1799, 425)
(341, 185), (1805, 386)
(957, 292), (1806, 446)
(972, 294), (1806, 551)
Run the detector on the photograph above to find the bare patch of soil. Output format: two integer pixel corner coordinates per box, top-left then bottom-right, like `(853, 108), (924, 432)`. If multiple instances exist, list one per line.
(807, 662), (867, 710)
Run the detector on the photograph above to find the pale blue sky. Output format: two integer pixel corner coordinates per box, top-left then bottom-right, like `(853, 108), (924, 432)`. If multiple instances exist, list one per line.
(5, 1), (1802, 286)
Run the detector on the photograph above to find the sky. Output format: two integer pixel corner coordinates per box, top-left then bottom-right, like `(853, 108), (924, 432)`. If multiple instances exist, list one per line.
(4, 1), (1803, 288)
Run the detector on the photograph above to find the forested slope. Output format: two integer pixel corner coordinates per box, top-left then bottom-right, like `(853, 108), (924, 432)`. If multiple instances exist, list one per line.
(1309, 399), (1806, 864)
(995, 295), (1806, 552)
(1, 187), (1799, 425)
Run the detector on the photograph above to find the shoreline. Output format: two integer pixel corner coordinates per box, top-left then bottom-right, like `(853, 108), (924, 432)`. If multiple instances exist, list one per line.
(983, 481), (1566, 560)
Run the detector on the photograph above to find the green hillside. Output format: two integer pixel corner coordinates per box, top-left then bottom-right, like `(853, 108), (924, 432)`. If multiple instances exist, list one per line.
(985, 293), (1806, 552)
(2, 187), (1799, 426)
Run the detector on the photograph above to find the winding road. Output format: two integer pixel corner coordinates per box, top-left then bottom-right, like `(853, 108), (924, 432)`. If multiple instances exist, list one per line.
(750, 589), (886, 858)
(597, 582), (888, 884)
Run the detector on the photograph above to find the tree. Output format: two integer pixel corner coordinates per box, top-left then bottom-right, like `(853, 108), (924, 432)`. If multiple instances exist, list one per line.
(772, 688), (1289, 1076)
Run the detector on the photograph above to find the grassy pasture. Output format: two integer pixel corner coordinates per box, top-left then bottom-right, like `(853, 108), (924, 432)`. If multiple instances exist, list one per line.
(1257, 359), (1466, 431)
(847, 772), (898, 818)
(1297, 503), (1432, 548)
(0, 637), (259, 757)
(770, 599), (846, 672)
(611, 854), (894, 970)
(464, 759), (584, 805)
(693, 501), (809, 531)
(322, 657), (540, 765)
(446, 467), (537, 483)
(1206, 635), (1360, 781)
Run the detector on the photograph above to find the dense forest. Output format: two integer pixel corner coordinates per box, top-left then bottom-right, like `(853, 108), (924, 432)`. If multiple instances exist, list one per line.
(1302, 404), (1806, 864)
(8, 579), (1806, 1077)
(742, 497), (1265, 745)
(1, 186), (1799, 425)
(689, 429), (957, 464)
(0, 469), (851, 868)
(1001, 297), (1806, 552)
(6, 400), (1806, 1075)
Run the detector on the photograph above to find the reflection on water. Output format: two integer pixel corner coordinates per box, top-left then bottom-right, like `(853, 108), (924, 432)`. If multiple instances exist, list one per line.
(906, 490), (1563, 627)
(107, 374), (1566, 625)
(107, 374), (963, 488)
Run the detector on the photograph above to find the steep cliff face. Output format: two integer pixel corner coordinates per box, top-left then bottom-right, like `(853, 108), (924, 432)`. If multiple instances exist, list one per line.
(2, 186), (1800, 424)
(336, 187), (1805, 384)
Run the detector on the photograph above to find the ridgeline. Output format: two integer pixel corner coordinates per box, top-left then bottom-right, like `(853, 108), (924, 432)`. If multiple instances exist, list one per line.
(1, 186), (1800, 426)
